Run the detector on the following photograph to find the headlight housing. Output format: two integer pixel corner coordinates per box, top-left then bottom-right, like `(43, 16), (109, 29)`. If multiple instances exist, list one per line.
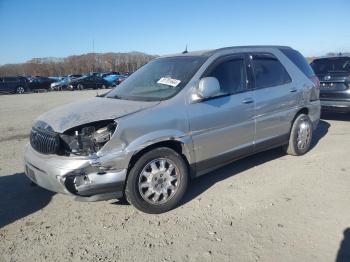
(60, 120), (117, 156)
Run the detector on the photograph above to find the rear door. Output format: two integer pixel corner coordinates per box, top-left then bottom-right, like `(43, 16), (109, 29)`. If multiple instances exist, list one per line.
(0, 78), (4, 93)
(3, 77), (17, 92)
(248, 53), (296, 151)
(85, 76), (95, 88)
(31, 77), (44, 89)
(187, 54), (255, 174)
(43, 77), (53, 89)
(94, 76), (103, 88)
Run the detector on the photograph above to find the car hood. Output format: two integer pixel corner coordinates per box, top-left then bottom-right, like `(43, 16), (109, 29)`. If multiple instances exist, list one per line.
(37, 97), (160, 133)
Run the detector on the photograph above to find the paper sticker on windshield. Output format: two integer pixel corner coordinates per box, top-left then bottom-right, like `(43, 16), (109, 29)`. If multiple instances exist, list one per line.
(157, 77), (181, 87)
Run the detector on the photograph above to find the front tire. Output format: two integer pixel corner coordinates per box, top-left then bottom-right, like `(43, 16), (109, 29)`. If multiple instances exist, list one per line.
(284, 114), (313, 156)
(77, 84), (84, 90)
(16, 86), (25, 94)
(125, 147), (188, 214)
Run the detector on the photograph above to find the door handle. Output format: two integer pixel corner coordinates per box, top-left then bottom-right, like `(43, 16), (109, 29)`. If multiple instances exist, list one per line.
(241, 97), (254, 104)
(289, 88), (297, 93)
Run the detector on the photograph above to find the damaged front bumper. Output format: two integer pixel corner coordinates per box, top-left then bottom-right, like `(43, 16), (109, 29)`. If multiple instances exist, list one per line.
(23, 143), (127, 201)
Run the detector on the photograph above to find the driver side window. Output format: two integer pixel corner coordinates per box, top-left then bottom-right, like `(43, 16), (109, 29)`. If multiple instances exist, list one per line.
(207, 58), (247, 96)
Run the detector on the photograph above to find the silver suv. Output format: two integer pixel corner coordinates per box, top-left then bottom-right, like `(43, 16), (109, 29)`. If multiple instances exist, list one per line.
(24, 46), (321, 213)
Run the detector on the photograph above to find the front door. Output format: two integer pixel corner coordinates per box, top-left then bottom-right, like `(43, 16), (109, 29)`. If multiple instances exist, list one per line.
(187, 54), (255, 175)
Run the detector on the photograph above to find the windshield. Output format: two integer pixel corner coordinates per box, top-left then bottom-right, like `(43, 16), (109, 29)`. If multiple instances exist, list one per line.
(106, 56), (207, 101)
(311, 57), (350, 74)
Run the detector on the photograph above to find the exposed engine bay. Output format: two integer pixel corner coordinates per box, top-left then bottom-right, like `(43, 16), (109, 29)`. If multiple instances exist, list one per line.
(59, 120), (117, 156)
(30, 120), (117, 156)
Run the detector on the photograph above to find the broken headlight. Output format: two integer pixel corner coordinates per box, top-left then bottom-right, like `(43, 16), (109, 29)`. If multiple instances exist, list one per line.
(60, 121), (117, 156)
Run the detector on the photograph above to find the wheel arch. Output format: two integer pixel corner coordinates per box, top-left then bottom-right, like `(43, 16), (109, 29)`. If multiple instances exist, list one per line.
(291, 107), (309, 125)
(127, 139), (194, 180)
(286, 107), (310, 138)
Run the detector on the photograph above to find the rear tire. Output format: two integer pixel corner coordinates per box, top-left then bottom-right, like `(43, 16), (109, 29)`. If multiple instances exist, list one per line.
(284, 114), (313, 156)
(125, 147), (188, 214)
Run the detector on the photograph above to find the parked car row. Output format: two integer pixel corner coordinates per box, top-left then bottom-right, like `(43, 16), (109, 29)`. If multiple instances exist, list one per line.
(0, 72), (130, 94)
(0, 76), (57, 94)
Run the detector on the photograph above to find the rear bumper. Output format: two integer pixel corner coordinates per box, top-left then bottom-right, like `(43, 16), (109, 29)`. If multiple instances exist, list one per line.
(307, 100), (321, 130)
(24, 143), (126, 201)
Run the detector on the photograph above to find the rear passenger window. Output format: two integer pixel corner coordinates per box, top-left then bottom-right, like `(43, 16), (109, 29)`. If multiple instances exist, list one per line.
(3, 77), (18, 82)
(252, 54), (291, 89)
(207, 58), (246, 95)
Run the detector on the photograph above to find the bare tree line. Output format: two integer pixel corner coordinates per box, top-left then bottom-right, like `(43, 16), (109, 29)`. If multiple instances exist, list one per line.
(0, 52), (157, 77)
(1, 51), (348, 77)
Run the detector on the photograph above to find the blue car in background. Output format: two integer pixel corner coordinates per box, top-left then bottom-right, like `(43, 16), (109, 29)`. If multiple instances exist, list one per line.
(103, 74), (127, 86)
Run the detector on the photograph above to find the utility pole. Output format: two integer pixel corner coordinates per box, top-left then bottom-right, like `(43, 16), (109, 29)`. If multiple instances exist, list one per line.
(92, 38), (95, 73)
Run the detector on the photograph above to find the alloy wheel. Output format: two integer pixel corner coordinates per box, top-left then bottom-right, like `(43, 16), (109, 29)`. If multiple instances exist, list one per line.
(16, 86), (25, 94)
(296, 120), (312, 150)
(138, 158), (180, 205)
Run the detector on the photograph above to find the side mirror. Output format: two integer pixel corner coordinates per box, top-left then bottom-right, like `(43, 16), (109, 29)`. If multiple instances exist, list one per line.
(194, 77), (220, 101)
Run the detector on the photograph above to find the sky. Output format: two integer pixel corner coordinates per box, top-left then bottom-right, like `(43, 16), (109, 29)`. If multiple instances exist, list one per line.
(0, 0), (349, 64)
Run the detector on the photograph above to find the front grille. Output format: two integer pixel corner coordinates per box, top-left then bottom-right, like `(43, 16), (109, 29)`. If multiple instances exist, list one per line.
(30, 127), (60, 154)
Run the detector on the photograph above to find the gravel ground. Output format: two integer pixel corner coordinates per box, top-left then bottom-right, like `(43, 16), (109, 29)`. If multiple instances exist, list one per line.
(0, 90), (349, 262)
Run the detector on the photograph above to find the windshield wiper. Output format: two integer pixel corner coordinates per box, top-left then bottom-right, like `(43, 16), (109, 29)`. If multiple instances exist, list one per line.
(110, 94), (133, 100)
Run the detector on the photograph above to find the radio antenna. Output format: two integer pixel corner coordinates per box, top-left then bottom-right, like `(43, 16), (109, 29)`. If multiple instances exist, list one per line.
(182, 45), (188, 54)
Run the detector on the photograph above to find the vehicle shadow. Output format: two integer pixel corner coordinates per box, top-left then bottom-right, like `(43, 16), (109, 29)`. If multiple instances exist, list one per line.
(181, 120), (329, 206)
(310, 120), (330, 150)
(181, 148), (285, 206)
(336, 228), (350, 262)
(0, 173), (54, 228)
(321, 112), (350, 122)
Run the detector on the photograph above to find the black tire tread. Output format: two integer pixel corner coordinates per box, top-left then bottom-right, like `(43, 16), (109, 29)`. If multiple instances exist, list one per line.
(125, 147), (188, 214)
(285, 114), (313, 156)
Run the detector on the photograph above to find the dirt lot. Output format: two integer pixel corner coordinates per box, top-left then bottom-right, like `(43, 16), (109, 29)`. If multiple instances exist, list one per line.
(0, 90), (349, 262)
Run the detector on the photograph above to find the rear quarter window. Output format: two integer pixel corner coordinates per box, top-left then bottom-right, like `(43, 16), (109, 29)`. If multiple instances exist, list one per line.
(280, 49), (315, 77)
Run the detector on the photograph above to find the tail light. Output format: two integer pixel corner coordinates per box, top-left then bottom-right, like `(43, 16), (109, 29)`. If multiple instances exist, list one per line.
(309, 75), (320, 100)
(310, 75), (320, 89)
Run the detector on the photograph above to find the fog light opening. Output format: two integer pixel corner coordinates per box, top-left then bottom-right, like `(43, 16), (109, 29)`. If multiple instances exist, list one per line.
(64, 173), (91, 195)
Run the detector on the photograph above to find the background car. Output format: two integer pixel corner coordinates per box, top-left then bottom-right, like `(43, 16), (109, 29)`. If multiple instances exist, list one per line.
(115, 75), (127, 85)
(103, 74), (127, 86)
(0, 76), (29, 94)
(28, 76), (58, 91)
(68, 75), (110, 90)
(310, 55), (350, 113)
(67, 74), (83, 78)
(49, 76), (64, 81)
(50, 75), (83, 91)
(100, 72), (120, 78)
